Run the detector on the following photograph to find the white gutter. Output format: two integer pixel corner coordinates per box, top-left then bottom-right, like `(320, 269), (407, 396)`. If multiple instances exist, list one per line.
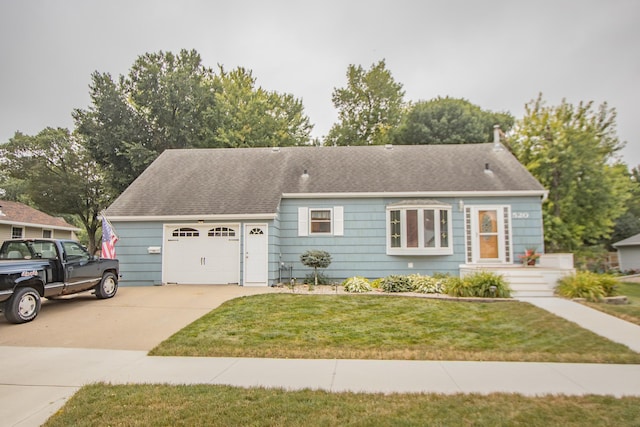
(282, 190), (549, 199)
(104, 213), (278, 222)
(0, 220), (80, 232)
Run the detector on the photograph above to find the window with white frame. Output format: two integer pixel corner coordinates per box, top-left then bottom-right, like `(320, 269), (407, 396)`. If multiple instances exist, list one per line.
(11, 227), (23, 239)
(42, 229), (53, 238)
(297, 207), (344, 236)
(386, 202), (453, 255)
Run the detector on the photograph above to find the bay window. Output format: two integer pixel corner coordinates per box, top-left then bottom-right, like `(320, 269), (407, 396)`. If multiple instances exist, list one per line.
(386, 202), (453, 255)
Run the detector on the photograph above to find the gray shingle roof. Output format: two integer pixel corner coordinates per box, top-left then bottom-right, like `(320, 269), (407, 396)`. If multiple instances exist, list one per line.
(613, 233), (640, 247)
(105, 144), (546, 218)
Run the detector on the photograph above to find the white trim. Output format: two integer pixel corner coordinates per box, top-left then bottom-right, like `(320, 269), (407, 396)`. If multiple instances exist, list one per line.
(334, 206), (344, 236)
(297, 207), (308, 236)
(0, 220), (80, 232)
(105, 213), (277, 222)
(385, 203), (453, 256)
(283, 190), (548, 199)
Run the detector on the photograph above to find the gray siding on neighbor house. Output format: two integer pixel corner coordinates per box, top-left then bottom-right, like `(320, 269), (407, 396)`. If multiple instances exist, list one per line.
(277, 195), (545, 283)
(618, 246), (640, 271)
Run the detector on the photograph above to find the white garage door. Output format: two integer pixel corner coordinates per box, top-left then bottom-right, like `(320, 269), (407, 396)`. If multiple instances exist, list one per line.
(163, 224), (240, 285)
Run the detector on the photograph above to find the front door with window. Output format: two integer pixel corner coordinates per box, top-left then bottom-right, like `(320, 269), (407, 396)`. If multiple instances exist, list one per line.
(244, 224), (268, 286)
(466, 206), (512, 264)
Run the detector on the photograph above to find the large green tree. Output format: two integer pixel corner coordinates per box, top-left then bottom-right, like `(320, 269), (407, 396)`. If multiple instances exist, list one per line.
(210, 67), (312, 148)
(325, 60), (405, 146)
(394, 97), (514, 144)
(509, 94), (632, 252)
(75, 50), (312, 195)
(0, 128), (111, 253)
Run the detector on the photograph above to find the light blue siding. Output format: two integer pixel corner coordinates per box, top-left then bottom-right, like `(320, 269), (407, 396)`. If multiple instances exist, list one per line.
(112, 195), (544, 286)
(278, 196), (544, 282)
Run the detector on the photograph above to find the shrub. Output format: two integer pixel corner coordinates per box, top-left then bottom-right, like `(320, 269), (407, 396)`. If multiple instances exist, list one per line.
(300, 250), (332, 287)
(342, 276), (373, 293)
(409, 274), (444, 294)
(303, 272), (332, 287)
(556, 271), (616, 302)
(598, 274), (619, 297)
(380, 275), (414, 293)
(443, 276), (474, 297)
(463, 271), (511, 298)
(444, 272), (510, 298)
(370, 278), (383, 289)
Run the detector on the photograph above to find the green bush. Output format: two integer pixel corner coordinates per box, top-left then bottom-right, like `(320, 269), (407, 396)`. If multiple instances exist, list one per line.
(408, 274), (444, 294)
(342, 276), (373, 293)
(442, 276), (474, 297)
(556, 271), (617, 302)
(380, 275), (414, 293)
(370, 278), (383, 289)
(463, 271), (511, 298)
(444, 272), (510, 298)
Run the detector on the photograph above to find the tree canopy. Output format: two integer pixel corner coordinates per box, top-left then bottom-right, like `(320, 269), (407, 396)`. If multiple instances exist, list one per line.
(0, 128), (110, 253)
(508, 94), (632, 252)
(74, 49), (312, 195)
(394, 97), (514, 144)
(325, 60), (405, 146)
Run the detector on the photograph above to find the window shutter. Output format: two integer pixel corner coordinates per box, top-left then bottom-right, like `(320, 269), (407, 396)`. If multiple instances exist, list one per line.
(334, 206), (344, 236)
(298, 207), (308, 236)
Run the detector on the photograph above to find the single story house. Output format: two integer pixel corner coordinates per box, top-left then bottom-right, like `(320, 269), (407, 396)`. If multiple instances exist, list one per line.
(105, 142), (549, 288)
(0, 200), (80, 241)
(613, 233), (640, 272)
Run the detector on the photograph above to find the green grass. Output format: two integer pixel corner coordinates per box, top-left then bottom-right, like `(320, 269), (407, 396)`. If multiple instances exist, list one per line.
(150, 294), (640, 363)
(44, 384), (640, 427)
(583, 281), (640, 326)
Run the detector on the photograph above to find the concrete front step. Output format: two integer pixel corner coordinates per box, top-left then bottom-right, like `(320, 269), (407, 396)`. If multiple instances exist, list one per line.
(459, 264), (567, 298)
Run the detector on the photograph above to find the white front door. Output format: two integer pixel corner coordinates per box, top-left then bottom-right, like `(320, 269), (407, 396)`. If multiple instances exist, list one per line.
(466, 206), (512, 264)
(244, 224), (268, 286)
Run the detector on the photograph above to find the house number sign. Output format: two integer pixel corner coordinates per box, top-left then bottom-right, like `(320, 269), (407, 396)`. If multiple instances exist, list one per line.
(512, 212), (530, 219)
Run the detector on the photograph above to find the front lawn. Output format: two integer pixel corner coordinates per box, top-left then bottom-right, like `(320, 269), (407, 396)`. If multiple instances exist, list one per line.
(44, 384), (640, 427)
(150, 294), (640, 363)
(583, 281), (640, 326)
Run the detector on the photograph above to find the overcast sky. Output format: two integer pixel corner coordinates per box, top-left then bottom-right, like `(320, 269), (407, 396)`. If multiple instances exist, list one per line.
(1, 0), (639, 167)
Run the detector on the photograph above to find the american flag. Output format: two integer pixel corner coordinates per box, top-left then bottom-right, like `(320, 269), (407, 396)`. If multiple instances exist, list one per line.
(101, 215), (118, 259)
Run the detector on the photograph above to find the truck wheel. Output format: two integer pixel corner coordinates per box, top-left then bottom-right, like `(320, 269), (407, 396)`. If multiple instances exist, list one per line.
(95, 272), (118, 299)
(5, 287), (41, 324)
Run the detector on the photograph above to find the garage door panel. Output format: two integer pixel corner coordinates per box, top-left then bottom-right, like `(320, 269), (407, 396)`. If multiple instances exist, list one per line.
(163, 225), (240, 285)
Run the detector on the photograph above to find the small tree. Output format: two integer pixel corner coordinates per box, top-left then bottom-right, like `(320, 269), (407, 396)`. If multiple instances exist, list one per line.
(300, 250), (332, 287)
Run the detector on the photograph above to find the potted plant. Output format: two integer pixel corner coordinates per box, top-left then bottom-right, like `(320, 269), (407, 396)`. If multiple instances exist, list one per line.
(519, 248), (540, 266)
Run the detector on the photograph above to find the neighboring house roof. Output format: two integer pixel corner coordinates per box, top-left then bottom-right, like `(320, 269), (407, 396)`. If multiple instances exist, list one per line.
(0, 200), (80, 231)
(105, 144), (547, 219)
(613, 233), (640, 248)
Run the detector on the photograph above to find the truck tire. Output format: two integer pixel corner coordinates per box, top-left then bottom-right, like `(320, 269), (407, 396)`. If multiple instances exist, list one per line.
(95, 272), (118, 299)
(5, 287), (41, 324)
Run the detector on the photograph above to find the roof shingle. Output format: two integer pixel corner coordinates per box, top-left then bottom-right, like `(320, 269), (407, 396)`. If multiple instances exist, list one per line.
(0, 200), (79, 230)
(106, 144), (546, 218)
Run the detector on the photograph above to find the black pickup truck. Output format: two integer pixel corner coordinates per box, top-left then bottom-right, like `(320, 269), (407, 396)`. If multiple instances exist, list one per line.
(0, 239), (119, 324)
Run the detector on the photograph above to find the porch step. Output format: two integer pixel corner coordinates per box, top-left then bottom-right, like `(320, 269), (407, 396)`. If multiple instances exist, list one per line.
(501, 270), (555, 298)
(460, 264), (575, 298)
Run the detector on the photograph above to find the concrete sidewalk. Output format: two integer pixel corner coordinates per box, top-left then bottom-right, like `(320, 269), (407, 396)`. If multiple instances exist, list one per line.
(519, 297), (640, 353)
(2, 346), (640, 427)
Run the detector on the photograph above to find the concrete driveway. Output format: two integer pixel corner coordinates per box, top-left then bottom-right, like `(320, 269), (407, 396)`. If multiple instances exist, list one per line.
(0, 285), (274, 351)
